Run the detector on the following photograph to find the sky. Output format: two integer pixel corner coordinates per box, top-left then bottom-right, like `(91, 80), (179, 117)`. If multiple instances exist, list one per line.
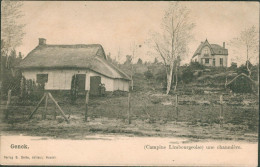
(13, 1), (259, 65)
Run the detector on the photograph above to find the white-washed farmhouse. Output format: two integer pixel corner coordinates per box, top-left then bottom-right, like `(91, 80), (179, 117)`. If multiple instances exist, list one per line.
(191, 39), (228, 67)
(18, 38), (131, 95)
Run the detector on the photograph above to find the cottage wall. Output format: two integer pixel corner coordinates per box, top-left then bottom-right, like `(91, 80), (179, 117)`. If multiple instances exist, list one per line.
(86, 70), (114, 91)
(113, 79), (129, 91)
(22, 69), (128, 92)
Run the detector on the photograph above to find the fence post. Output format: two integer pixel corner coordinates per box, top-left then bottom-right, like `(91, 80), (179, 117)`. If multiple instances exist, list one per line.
(20, 78), (24, 97)
(28, 93), (46, 120)
(4, 90), (12, 120)
(54, 105), (57, 120)
(85, 90), (89, 122)
(48, 93), (69, 123)
(128, 92), (131, 124)
(43, 93), (48, 120)
(219, 95), (224, 127)
(175, 94), (178, 122)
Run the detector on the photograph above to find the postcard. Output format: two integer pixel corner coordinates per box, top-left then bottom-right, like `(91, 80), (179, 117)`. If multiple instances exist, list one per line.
(0, 1), (259, 166)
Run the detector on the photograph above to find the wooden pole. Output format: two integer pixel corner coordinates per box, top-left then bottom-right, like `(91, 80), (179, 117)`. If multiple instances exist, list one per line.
(4, 90), (12, 119)
(48, 93), (69, 123)
(28, 93), (46, 120)
(54, 105), (57, 120)
(175, 94), (178, 121)
(219, 95), (224, 127)
(128, 92), (131, 124)
(85, 90), (89, 122)
(43, 93), (48, 120)
(20, 78), (24, 97)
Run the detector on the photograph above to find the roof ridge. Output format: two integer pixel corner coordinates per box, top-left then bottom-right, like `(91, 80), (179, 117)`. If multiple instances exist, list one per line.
(43, 44), (102, 48)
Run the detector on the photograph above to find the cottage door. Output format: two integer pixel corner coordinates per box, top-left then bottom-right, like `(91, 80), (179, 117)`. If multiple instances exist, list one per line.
(90, 76), (101, 96)
(76, 74), (86, 94)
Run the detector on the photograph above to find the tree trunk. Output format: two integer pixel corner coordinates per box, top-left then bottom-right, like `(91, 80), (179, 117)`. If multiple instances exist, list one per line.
(166, 66), (174, 94)
(174, 65), (178, 92)
(0, 54), (4, 100)
(131, 64), (134, 91)
(246, 61), (251, 77)
(246, 45), (252, 77)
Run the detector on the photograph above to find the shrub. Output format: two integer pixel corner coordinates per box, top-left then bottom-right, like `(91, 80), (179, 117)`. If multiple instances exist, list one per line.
(181, 68), (194, 84)
(229, 62), (237, 70)
(189, 62), (205, 70)
(237, 64), (249, 75)
(144, 70), (154, 80)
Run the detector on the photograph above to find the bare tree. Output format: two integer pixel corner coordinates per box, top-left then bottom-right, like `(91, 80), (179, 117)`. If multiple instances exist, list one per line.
(1, 0), (25, 55)
(1, 0), (25, 98)
(150, 2), (194, 94)
(230, 26), (259, 77)
(129, 42), (142, 91)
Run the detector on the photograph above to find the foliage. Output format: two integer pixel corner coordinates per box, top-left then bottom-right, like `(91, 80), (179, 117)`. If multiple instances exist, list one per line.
(1, 0), (25, 99)
(137, 58), (143, 65)
(230, 62), (237, 69)
(189, 61), (205, 70)
(124, 55), (132, 65)
(179, 62), (206, 84)
(0, 51), (22, 97)
(20, 77), (44, 101)
(236, 62), (252, 75)
(1, 0), (25, 54)
(181, 68), (194, 84)
(144, 70), (153, 80)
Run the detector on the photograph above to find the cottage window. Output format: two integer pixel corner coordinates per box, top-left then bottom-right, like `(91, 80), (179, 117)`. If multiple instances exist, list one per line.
(36, 74), (48, 83)
(220, 58), (223, 66)
(213, 58), (216, 66)
(205, 58), (209, 64)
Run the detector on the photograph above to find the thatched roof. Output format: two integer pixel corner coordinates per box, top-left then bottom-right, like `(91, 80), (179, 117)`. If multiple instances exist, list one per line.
(193, 39), (228, 58)
(226, 73), (257, 86)
(17, 43), (131, 80)
(226, 73), (257, 93)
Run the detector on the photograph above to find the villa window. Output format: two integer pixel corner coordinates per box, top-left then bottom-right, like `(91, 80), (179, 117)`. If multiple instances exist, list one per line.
(220, 58), (223, 66)
(205, 58), (209, 64)
(213, 58), (216, 66)
(204, 48), (209, 57)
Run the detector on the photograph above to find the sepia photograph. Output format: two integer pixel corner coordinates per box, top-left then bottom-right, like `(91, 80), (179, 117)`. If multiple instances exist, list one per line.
(0, 1), (259, 166)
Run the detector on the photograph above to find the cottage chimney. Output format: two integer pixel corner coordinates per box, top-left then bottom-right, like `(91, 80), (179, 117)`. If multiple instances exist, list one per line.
(39, 38), (46, 45)
(223, 42), (225, 49)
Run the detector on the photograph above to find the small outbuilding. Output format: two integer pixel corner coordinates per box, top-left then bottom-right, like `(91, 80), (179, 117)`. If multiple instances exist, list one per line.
(226, 73), (257, 93)
(18, 38), (131, 96)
